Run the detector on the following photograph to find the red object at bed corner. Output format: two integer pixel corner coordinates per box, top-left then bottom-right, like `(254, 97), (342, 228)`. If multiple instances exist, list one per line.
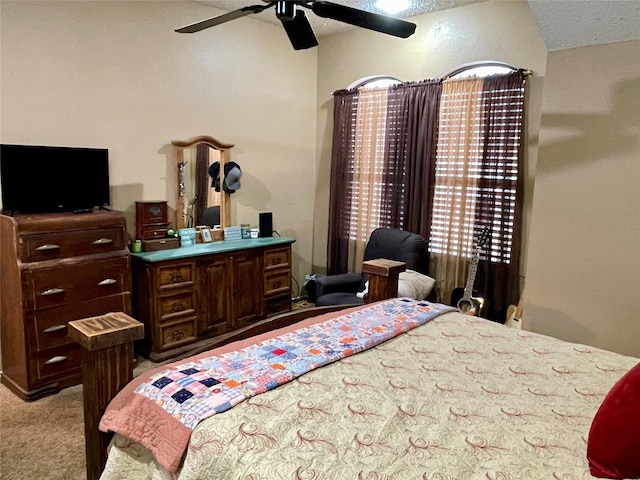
(587, 361), (640, 479)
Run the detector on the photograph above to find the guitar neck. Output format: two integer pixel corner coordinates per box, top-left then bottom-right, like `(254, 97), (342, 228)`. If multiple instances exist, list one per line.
(459, 226), (490, 305)
(463, 255), (480, 298)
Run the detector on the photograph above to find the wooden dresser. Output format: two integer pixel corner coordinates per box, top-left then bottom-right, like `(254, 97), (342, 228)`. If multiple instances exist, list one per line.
(131, 237), (295, 362)
(0, 210), (132, 401)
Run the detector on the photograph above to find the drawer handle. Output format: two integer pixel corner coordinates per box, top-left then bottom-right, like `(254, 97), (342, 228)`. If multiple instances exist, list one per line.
(273, 280), (282, 288)
(98, 278), (117, 286)
(172, 330), (185, 341)
(170, 274), (183, 283)
(35, 244), (61, 251)
(43, 324), (67, 334)
(41, 288), (65, 296)
(44, 355), (68, 365)
(172, 302), (184, 312)
(92, 238), (114, 245)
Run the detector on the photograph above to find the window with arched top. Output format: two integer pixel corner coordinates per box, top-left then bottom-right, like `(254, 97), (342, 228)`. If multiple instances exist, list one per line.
(348, 75), (402, 89)
(441, 61), (520, 79)
(329, 64), (528, 319)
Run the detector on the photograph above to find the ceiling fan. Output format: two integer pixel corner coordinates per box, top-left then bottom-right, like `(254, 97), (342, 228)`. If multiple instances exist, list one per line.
(175, 1), (417, 50)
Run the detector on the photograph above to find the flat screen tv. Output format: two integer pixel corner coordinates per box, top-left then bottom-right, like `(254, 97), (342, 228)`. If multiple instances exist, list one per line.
(0, 144), (111, 214)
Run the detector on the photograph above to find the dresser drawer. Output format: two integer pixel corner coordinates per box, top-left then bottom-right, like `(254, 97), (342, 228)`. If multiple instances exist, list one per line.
(158, 291), (196, 321)
(265, 294), (292, 316)
(21, 227), (126, 262)
(24, 257), (130, 311)
(264, 247), (290, 270)
(136, 223), (170, 240)
(29, 293), (132, 352)
(157, 262), (195, 289)
(159, 317), (198, 350)
(32, 343), (82, 382)
(264, 270), (291, 297)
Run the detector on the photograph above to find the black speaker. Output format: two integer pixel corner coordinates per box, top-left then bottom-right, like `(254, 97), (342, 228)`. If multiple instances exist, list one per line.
(259, 212), (273, 238)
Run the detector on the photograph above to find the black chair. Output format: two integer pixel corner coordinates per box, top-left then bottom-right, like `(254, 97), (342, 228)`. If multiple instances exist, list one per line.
(313, 228), (430, 306)
(200, 206), (220, 228)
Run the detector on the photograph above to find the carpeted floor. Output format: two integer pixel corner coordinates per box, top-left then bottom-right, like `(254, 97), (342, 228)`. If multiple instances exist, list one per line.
(0, 302), (315, 479)
(0, 382), (86, 480)
(0, 356), (161, 480)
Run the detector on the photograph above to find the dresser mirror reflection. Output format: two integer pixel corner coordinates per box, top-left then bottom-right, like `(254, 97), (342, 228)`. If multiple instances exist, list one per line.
(172, 135), (235, 231)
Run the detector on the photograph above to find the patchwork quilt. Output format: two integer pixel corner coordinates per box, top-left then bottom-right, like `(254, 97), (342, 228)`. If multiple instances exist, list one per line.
(100, 298), (455, 472)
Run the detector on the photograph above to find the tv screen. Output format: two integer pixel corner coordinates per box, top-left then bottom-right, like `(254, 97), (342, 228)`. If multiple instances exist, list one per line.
(0, 144), (111, 214)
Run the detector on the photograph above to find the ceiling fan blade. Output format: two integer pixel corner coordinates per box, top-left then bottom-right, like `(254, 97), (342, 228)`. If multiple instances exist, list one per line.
(175, 4), (272, 34)
(311, 1), (417, 39)
(280, 10), (319, 50)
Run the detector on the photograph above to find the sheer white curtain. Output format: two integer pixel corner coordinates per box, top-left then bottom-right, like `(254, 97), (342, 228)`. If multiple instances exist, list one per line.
(429, 77), (485, 304)
(346, 88), (389, 272)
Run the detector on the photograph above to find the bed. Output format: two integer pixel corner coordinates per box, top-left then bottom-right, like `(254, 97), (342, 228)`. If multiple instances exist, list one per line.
(91, 296), (640, 480)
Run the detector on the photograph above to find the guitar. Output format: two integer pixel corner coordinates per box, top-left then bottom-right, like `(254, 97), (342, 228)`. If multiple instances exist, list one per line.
(450, 226), (491, 316)
(505, 289), (524, 329)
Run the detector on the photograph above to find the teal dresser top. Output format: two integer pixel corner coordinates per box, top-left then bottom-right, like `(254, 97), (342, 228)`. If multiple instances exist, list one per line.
(131, 237), (295, 263)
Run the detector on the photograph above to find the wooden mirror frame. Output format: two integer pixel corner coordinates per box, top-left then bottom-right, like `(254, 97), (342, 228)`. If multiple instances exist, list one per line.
(172, 135), (235, 231)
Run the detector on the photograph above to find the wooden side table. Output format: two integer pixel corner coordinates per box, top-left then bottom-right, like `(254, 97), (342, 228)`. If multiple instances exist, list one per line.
(68, 312), (144, 480)
(362, 259), (406, 303)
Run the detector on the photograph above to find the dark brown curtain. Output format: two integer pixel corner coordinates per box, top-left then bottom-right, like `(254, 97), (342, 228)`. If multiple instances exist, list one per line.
(328, 82), (442, 275)
(327, 88), (359, 274)
(194, 144), (209, 226)
(327, 73), (525, 322)
(384, 80), (442, 239)
(475, 71), (526, 321)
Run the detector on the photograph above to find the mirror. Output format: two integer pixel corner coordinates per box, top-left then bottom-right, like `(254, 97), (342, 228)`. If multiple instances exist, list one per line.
(172, 135), (235, 231)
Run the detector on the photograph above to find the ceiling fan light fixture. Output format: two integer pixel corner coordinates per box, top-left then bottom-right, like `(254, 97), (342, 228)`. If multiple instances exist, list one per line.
(275, 1), (296, 22)
(376, 0), (411, 15)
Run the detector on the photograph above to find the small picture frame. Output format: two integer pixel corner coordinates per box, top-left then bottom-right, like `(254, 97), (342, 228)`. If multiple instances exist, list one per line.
(200, 227), (213, 243)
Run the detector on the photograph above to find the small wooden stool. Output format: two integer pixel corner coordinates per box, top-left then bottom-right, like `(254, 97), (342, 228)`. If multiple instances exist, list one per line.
(68, 312), (144, 480)
(362, 259), (406, 303)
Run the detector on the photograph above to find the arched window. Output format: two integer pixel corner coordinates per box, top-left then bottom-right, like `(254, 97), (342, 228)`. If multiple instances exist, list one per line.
(338, 75), (405, 247)
(348, 75), (402, 89)
(329, 64), (528, 319)
(441, 61), (520, 79)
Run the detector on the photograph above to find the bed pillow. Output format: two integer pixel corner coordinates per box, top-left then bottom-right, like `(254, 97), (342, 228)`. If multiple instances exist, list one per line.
(587, 361), (640, 479)
(397, 270), (435, 300)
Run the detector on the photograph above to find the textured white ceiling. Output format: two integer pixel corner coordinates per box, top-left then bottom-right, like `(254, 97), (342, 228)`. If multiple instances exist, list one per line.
(194, 0), (487, 36)
(193, 0), (640, 50)
(527, 0), (640, 51)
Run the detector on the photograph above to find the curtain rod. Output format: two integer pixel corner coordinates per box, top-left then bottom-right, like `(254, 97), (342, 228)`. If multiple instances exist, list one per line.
(329, 66), (534, 97)
(440, 61), (532, 78)
(330, 67), (533, 96)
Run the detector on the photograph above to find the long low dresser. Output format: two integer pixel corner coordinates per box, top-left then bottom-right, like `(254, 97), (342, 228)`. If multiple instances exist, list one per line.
(131, 236), (295, 362)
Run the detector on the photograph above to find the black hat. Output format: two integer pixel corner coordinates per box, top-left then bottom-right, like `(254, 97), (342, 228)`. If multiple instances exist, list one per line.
(208, 161), (242, 194)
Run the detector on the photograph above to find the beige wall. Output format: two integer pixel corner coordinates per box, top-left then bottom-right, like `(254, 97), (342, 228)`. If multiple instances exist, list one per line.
(312, 2), (639, 357)
(524, 41), (640, 357)
(0, 0), (318, 290)
(313, 0), (548, 278)
(1, 0), (637, 362)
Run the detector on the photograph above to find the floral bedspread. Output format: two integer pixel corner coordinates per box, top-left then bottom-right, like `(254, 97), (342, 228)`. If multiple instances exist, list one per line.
(100, 306), (638, 480)
(100, 299), (455, 473)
